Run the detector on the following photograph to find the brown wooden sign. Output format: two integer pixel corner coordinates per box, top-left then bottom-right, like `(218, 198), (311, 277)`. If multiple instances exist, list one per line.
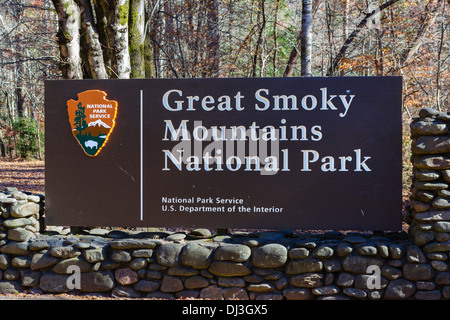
(45, 77), (402, 230)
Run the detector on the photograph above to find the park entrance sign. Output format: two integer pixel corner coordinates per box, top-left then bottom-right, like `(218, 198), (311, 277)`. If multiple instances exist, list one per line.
(45, 77), (402, 230)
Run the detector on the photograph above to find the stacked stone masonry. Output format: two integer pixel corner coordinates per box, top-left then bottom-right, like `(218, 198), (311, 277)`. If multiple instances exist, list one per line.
(409, 108), (450, 226)
(0, 108), (448, 300)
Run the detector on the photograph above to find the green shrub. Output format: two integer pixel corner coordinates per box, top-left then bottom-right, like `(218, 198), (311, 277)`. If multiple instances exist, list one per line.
(12, 118), (43, 159)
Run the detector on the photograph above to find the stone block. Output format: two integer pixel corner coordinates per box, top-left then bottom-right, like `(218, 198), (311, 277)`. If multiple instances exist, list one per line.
(252, 244), (288, 268)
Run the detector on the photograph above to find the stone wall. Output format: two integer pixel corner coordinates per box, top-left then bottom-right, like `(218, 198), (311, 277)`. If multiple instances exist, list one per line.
(0, 108), (448, 300)
(409, 107), (450, 245)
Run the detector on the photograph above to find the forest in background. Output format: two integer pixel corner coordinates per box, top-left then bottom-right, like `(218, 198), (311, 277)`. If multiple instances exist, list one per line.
(0, 0), (448, 188)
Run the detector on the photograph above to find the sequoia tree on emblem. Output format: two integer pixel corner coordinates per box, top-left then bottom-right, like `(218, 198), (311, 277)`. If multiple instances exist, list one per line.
(67, 90), (118, 157)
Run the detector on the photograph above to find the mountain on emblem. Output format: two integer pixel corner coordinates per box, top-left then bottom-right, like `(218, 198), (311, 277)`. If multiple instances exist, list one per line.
(67, 90), (118, 157)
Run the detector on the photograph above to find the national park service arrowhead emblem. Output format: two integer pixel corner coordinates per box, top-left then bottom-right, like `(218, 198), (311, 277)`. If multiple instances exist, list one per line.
(67, 90), (118, 157)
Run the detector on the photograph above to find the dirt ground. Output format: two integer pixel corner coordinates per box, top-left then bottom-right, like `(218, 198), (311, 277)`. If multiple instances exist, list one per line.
(0, 159), (45, 194)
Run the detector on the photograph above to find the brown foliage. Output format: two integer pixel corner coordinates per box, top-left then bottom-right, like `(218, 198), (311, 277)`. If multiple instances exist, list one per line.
(0, 159), (44, 194)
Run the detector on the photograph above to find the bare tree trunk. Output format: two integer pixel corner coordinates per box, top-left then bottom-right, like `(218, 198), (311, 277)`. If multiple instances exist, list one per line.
(52, 0), (148, 79)
(0, 137), (5, 158)
(375, 30), (385, 76)
(435, 0), (446, 111)
(36, 113), (43, 160)
(16, 87), (25, 118)
(342, 0), (348, 41)
(4, 92), (13, 125)
(4, 91), (16, 158)
(206, 0), (220, 77)
(283, 0), (320, 77)
(92, 0), (115, 77)
(325, 1), (334, 75)
(51, 0), (83, 79)
(159, 0), (173, 78)
(130, 0), (146, 78)
(283, 47), (300, 77)
(114, 0), (131, 78)
(16, 52), (26, 118)
(272, 0), (280, 76)
(150, 4), (162, 78)
(251, 0), (266, 77)
(144, 27), (153, 78)
(340, 0), (349, 76)
(301, 0), (313, 77)
(78, 0), (108, 79)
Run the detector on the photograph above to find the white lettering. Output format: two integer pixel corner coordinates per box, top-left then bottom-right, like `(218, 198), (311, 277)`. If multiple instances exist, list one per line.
(255, 88), (270, 111)
(339, 94), (355, 117)
(301, 95), (317, 111)
(162, 89), (183, 111)
(273, 95), (298, 110)
(163, 149), (184, 171)
(163, 120), (190, 141)
(354, 148), (372, 171)
(320, 87), (338, 111)
(302, 150), (319, 171)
